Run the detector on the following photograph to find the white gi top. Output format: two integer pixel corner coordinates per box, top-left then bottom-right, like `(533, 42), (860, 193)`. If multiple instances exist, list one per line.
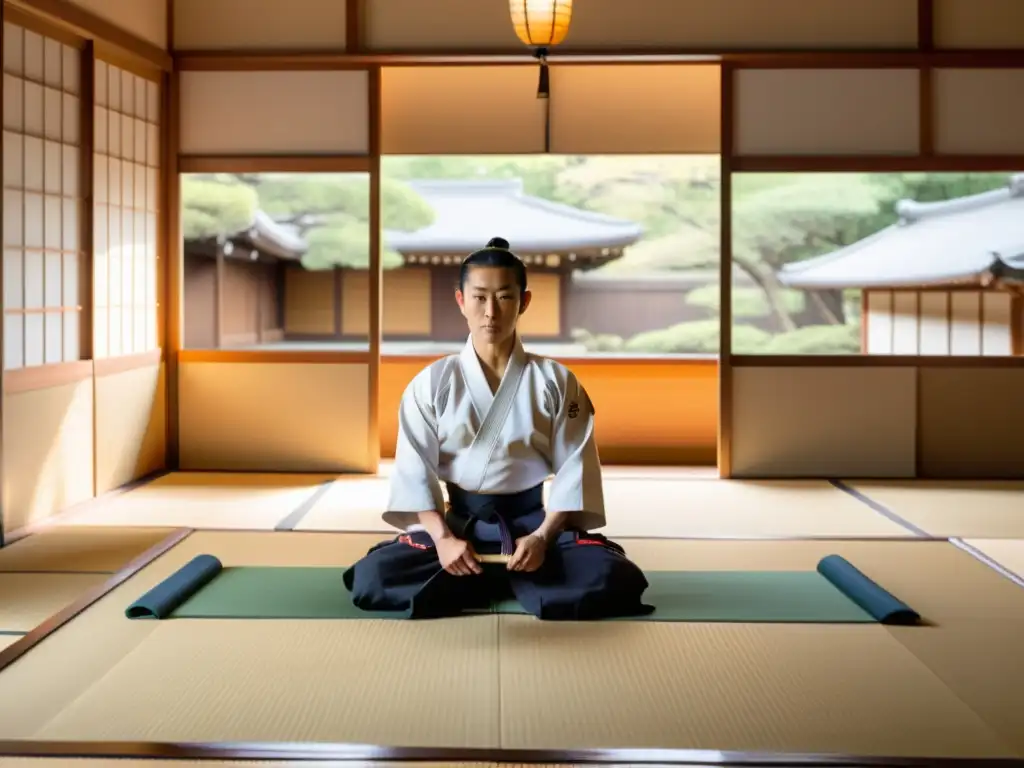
(383, 335), (606, 533)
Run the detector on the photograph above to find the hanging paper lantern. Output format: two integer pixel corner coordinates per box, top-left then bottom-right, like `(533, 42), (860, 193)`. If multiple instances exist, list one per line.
(509, 0), (573, 99)
(509, 0), (574, 48)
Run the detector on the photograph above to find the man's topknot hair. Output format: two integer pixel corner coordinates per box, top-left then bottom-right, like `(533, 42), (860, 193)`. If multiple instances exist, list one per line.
(459, 236), (528, 293)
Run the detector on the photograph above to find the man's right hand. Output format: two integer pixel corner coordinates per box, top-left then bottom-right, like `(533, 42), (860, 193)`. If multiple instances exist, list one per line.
(436, 535), (482, 576)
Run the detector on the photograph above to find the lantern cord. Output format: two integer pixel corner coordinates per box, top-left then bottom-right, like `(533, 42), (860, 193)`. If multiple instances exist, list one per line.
(543, 94), (551, 152)
(533, 46), (551, 152)
(533, 46), (550, 99)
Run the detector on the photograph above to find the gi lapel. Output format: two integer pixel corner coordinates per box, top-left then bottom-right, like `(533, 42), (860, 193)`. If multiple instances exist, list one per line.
(456, 334), (528, 492)
(459, 335), (495, 424)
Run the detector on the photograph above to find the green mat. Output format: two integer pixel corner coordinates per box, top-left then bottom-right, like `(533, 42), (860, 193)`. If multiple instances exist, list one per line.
(125, 553), (921, 624)
(151, 566), (878, 623)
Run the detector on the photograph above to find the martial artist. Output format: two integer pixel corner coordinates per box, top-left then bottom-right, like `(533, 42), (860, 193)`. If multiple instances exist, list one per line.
(343, 238), (653, 620)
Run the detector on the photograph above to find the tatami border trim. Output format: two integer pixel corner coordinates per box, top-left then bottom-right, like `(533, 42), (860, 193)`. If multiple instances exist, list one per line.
(829, 481), (931, 537)
(273, 528), (948, 542)
(275, 480), (337, 531)
(104, 526), (955, 542)
(950, 538), (1024, 591)
(0, 739), (1020, 766)
(0, 527), (193, 675)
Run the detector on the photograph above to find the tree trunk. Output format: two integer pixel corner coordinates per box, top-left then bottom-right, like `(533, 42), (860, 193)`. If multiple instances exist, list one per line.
(808, 290), (841, 325)
(732, 254), (798, 332)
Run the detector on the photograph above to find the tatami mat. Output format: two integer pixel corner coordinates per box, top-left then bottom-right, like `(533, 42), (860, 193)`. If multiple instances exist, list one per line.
(297, 478), (909, 538)
(32, 617), (500, 746)
(59, 473), (332, 530)
(0, 530), (392, 738)
(0, 527), (177, 573)
(2, 530), (1024, 759)
(962, 538), (1024, 580)
(847, 481), (1024, 537)
(54, 472), (907, 539)
(888, 619), (1024, 755)
(498, 618), (1012, 757)
(619, 537), (1024, 624)
(597, 479), (907, 538)
(293, 476), (391, 532)
(0, 572), (108, 633)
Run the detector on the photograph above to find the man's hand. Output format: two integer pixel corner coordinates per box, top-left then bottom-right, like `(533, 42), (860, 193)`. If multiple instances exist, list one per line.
(436, 535), (482, 576)
(507, 533), (547, 572)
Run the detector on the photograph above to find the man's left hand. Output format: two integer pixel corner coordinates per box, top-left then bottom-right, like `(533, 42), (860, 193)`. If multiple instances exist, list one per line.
(507, 533), (547, 572)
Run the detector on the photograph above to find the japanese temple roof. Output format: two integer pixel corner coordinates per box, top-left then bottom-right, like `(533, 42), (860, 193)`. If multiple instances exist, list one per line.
(778, 173), (1024, 289)
(186, 209), (308, 262)
(239, 210), (308, 260)
(382, 179), (644, 254)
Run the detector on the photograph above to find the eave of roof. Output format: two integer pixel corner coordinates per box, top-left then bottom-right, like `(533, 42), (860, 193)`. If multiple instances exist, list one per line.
(382, 179), (644, 254)
(185, 210), (309, 261)
(242, 210), (308, 260)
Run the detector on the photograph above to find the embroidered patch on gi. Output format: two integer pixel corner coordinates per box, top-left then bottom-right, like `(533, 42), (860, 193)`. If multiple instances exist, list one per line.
(568, 401), (580, 419)
(399, 534), (430, 550)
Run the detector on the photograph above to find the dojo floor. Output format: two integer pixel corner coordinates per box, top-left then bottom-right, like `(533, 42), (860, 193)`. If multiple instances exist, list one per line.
(1, 467), (1023, 766)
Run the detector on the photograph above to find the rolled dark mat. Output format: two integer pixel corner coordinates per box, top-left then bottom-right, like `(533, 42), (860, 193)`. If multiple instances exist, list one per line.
(816, 554), (920, 625)
(125, 554), (224, 619)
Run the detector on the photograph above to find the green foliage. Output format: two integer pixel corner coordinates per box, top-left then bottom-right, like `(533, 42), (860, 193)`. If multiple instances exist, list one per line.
(573, 320), (859, 355)
(570, 329), (626, 352)
(686, 284), (805, 319)
(730, 324), (777, 354)
(380, 179), (436, 231)
(624, 320), (724, 355)
(181, 176), (258, 240)
(254, 174), (365, 218)
(380, 155), (588, 208)
(182, 172), (434, 270)
(598, 227), (718, 274)
(558, 156), (720, 240)
(731, 173), (885, 271)
(761, 324), (861, 355)
(300, 219), (401, 271)
(188, 159), (1017, 352)
(869, 172), (1011, 212)
(576, 320), (769, 355)
(254, 173), (434, 269)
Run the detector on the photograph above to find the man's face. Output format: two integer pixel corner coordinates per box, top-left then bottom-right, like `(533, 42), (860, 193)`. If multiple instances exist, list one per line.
(456, 266), (531, 345)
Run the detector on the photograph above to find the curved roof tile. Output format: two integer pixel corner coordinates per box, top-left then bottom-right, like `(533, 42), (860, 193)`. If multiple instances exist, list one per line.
(249, 210), (308, 258)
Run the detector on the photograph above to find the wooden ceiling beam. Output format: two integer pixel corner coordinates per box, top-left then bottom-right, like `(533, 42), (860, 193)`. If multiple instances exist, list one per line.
(172, 48), (1024, 72)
